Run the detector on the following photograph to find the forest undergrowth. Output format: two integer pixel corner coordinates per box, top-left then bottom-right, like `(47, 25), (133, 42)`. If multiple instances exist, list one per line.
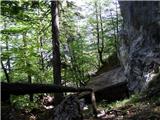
(1, 93), (160, 120)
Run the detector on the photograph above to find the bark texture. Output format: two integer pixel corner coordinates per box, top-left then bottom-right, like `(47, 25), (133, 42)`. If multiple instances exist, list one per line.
(51, 1), (63, 104)
(52, 95), (83, 120)
(118, 1), (160, 92)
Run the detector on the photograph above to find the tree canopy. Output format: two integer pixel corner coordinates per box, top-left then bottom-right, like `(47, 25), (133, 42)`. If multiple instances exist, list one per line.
(1, 0), (121, 109)
(1, 0), (120, 86)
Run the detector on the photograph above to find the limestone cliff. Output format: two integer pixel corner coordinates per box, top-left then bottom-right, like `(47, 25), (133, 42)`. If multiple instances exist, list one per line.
(118, 1), (160, 92)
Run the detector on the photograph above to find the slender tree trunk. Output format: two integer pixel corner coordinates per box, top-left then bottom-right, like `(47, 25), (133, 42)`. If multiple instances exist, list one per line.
(39, 36), (44, 83)
(95, 2), (104, 65)
(1, 61), (10, 83)
(22, 33), (33, 101)
(40, 37), (45, 72)
(115, 2), (120, 57)
(115, 2), (119, 37)
(99, 6), (105, 64)
(91, 91), (98, 118)
(28, 74), (33, 101)
(51, 0), (63, 105)
(6, 39), (11, 73)
(67, 40), (81, 87)
(3, 22), (11, 83)
(110, 10), (117, 51)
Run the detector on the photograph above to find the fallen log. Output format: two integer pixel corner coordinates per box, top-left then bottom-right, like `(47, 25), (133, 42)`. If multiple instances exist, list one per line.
(1, 82), (98, 117)
(1, 82), (92, 95)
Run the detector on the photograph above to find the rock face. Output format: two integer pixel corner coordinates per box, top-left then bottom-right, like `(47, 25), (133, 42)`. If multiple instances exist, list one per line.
(88, 67), (126, 92)
(82, 67), (129, 102)
(96, 53), (120, 75)
(118, 1), (160, 92)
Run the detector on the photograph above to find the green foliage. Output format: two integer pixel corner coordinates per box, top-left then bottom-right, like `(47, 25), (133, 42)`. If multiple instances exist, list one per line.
(10, 95), (39, 110)
(1, 1), (52, 84)
(1, 26), (30, 34)
(1, 0), (122, 106)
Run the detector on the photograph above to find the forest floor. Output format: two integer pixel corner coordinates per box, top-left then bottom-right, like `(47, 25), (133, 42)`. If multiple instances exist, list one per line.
(1, 94), (160, 120)
(89, 94), (160, 120)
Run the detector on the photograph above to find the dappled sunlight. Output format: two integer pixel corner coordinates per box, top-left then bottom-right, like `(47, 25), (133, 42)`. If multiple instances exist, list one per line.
(1, 0), (160, 120)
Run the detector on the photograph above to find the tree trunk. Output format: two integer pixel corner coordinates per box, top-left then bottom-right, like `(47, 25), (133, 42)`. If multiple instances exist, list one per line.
(95, 2), (104, 65)
(40, 36), (45, 72)
(28, 74), (33, 101)
(110, 9), (117, 51)
(22, 33), (33, 101)
(99, 5), (105, 64)
(53, 95), (83, 120)
(2, 22), (11, 83)
(6, 38), (11, 73)
(51, 1), (63, 105)
(1, 61), (10, 83)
